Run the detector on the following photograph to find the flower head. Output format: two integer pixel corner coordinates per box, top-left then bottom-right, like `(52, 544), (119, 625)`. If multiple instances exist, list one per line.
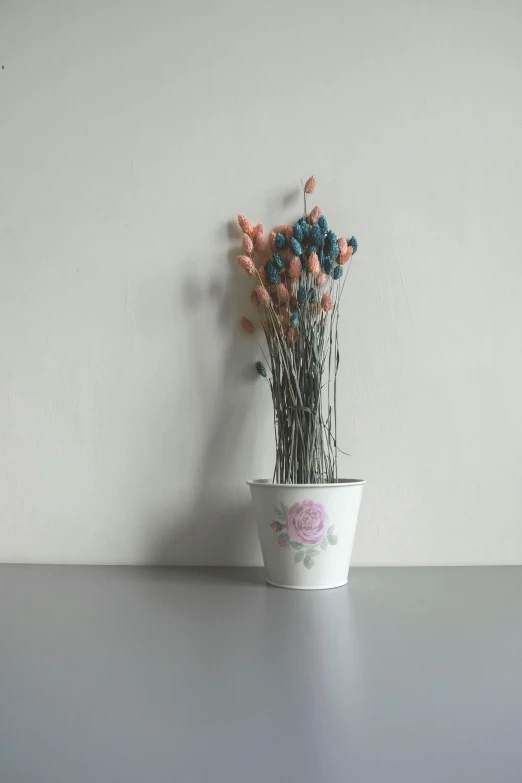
(252, 223), (265, 252)
(339, 246), (353, 265)
(293, 222), (304, 242)
(321, 292), (334, 312)
(255, 285), (271, 306)
(297, 285), (306, 305)
(308, 252), (320, 275)
(240, 316), (255, 334)
(333, 265), (343, 280)
(288, 256), (302, 278)
(242, 233), (254, 254)
(316, 272), (328, 287)
(338, 237), (348, 254)
(272, 253), (284, 270)
(318, 215), (328, 234)
(290, 311), (299, 328)
(236, 255), (256, 275)
(325, 230), (338, 256)
(273, 282), (289, 304)
(256, 361), (267, 377)
(310, 224), (323, 246)
(323, 256), (333, 274)
(238, 214), (253, 234)
(290, 237), (302, 256)
(265, 261), (280, 285)
(348, 236), (358, 254)
(309, 206), (322, 224)
(304, 175), (316, 194)
(274, 232), (287, 250)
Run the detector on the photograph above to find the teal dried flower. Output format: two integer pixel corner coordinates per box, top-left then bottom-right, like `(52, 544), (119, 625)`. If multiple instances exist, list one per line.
(309, 289), (317, 303)
(323, 256), (333, 274)
(274, 232), (287, 250)
(297, 285), (306, 305)
(333, 265), (343, 280)
(348, 236), (358, 253)
(310, 224), (323, 246)
(273, 253), (284, 270)
(293, 222), (304, 243)
(290, 311), (299, 328)
(265, 261), (280, 284)
(256, 361), (267, 377)
(299, 218), (310, 241)
(290, 237), (302, 256)
(318, 215), (328, 233)
(325, 230), (338, 255)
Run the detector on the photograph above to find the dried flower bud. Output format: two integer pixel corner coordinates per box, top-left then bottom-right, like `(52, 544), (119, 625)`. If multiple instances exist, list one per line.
(288, 256), (302, 279)
(238, 214), (253, 234)
(255, 285), (271, 306)
(316, 272), (328, 288)
(242, 233), (254, 254)
(240, 316), (255, 334)
(273, 282), (289, 304)
(309, 206), (322, 224)
(236, 255), (256, 275)
(256, 361), (267, 377)
(252, 223), (265, 252)
(339, 246), (353, 265)
(321, 292), (334, 312)
(307, 252), (320, 276)
(338, 237), (348, 254)
(304, 175), (316, 194)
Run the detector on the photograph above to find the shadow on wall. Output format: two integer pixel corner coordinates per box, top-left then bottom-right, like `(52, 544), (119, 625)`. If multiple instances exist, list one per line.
(145, 221), (266, 565)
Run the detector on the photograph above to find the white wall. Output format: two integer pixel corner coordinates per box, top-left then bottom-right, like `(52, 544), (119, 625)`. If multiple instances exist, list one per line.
(1, 0), (521, 566)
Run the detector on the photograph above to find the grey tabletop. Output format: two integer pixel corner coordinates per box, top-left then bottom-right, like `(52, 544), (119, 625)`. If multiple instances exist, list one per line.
(0, 565), (521, 783)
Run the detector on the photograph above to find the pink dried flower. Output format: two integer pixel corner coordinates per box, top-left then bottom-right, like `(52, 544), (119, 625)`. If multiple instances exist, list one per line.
(236, 255), (256, 275)
(252, 223), (265, 252)
(321, 292), (334, 312)
(304, 176), (316, 194)
(288, 256), (302, 278)
(242, 233), (254, 254)
(274, 282), (289, 304)
(240, 316), (255, 334)
(255, 285), (271, 306)
(316, 272), (328, 288)
(339, 246), (353, 265)
(309, 206), (322, 224)
(269, 230), (277, 252)
(238, 214), (253, 235)
(279, 311), (290, 330)
(250, 288), (259, 306)
(307, 252), (320, 276)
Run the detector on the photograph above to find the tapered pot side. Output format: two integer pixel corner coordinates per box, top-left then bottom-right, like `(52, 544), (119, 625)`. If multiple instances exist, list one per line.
(248, 479), (365, 590)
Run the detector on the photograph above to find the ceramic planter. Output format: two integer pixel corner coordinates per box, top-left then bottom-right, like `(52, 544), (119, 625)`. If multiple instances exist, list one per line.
(247, 479), (365, 590)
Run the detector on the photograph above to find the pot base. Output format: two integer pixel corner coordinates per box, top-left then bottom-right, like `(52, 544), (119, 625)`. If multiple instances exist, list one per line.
(266, 579), (348, 591)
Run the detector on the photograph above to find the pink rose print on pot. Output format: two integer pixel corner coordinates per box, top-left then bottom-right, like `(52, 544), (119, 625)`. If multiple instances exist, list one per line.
(286, 500), (328, 545)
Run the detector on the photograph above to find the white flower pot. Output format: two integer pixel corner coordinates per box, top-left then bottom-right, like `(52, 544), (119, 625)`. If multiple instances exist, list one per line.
(247, 479), (365, 590)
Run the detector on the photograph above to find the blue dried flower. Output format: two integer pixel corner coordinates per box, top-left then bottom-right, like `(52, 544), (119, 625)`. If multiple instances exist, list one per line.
(333, 265), (343, 280)
(293, 222), (304, 243)
(290, 311), (299, 328)
(255, 361), (267, 377)
(265, 261), (280, 284)
(297, 285), (306, 305)
(310, 224), (323, 246)
(348, 236), (358, 253)
(301, 222), (310, 241)
(325, 230), (338, 254)
(323, 256), (333, 274)
(272, 253), (284, 270)
(274, 232), (287, 250)
(318, 215), (328, 234)
(309, 289), (317, 303)
(290, 237), (302, 256)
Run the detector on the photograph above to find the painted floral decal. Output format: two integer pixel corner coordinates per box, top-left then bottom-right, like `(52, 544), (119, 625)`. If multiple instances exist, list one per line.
(271, 500), (338, 569)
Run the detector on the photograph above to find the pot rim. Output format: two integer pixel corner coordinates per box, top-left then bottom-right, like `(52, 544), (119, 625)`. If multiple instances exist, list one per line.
(247, 478), (365, 488)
